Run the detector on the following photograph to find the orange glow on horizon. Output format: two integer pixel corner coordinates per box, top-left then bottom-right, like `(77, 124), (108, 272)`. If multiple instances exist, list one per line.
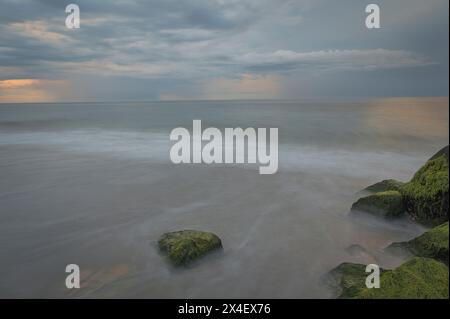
(0, 79), (70, 103)
(0, 79), (41, 89)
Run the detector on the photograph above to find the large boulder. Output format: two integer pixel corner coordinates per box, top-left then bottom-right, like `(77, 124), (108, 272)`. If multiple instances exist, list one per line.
(326, 257), (449, 299)
(158, 230), (222, 266)
(401, 146), (449, 226)
(351, 190), (405, 218)
(387, 222), (449, 265)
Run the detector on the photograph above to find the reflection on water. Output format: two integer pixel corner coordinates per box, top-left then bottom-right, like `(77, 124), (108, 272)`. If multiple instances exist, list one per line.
(0, 98), (448, 298)
(365, 97), (449, 140)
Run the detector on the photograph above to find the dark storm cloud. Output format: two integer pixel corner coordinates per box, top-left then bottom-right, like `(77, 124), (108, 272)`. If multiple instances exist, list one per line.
(0, 0), (448, 101)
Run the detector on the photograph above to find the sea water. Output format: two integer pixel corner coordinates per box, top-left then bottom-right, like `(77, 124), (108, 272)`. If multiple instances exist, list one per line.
(0, 97), (448, 298)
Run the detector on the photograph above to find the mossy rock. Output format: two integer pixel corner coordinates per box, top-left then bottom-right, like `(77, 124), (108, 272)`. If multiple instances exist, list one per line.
(351, 190), (405, 218)
(158, 230), (222, 266)
(326, 262), (385, 298)
(328, 257), (449, 299)
(387, 222), (449, 264)
(356, 257), (449, 299)
(363, 179), (405, 193)
(429, 145), (449, 162)
(400, 146), (449, 226)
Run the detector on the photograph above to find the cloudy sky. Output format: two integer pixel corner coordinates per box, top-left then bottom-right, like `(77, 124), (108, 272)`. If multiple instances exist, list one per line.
(0, 0), (448, 102)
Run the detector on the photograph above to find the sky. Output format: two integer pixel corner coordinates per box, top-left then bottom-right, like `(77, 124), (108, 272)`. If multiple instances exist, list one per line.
(0, 0), (448, 102)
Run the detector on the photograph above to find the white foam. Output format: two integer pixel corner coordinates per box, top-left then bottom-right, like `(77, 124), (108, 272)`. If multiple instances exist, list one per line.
(0, 129), (424, 179)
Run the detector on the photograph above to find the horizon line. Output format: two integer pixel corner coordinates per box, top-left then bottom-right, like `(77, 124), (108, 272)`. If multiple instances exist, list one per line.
(0, 96), (448, 105)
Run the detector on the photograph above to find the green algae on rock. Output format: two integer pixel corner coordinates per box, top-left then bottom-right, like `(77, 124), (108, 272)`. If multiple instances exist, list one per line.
(401, 146), (449, 226)
(158, 230), (222, 266)
(325, 262), (384, 298)
(387, 222), (449, 265)
(363, 179), (405, 193)
(356, 257), (449, 299)
(339, 146), (450, 299)
(351, 190), (405, 218)
(351, 146), (449, 225)
(327, 257), (449, 299)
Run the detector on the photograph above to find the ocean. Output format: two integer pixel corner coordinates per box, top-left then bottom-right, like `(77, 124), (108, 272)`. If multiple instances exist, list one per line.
(0, 97), (448, 298)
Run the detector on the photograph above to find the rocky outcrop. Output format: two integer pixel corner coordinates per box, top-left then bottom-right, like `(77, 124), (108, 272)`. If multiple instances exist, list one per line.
(351, 190), (404, 218)
(387, 222), (449, 265)
(326, 257), (449, 299)
(335, 146), (450, 299)
(158, 230), (222, 266)
(363, 179), (405, 193)
(356, 257), (449, 299)
(325, 262), (384, 298)
(351, 146), (449, 225)
(401, 146), (449, 226)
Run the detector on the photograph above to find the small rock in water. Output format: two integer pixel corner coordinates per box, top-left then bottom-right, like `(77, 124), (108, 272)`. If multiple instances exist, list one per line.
(158, 230), (222, 266)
